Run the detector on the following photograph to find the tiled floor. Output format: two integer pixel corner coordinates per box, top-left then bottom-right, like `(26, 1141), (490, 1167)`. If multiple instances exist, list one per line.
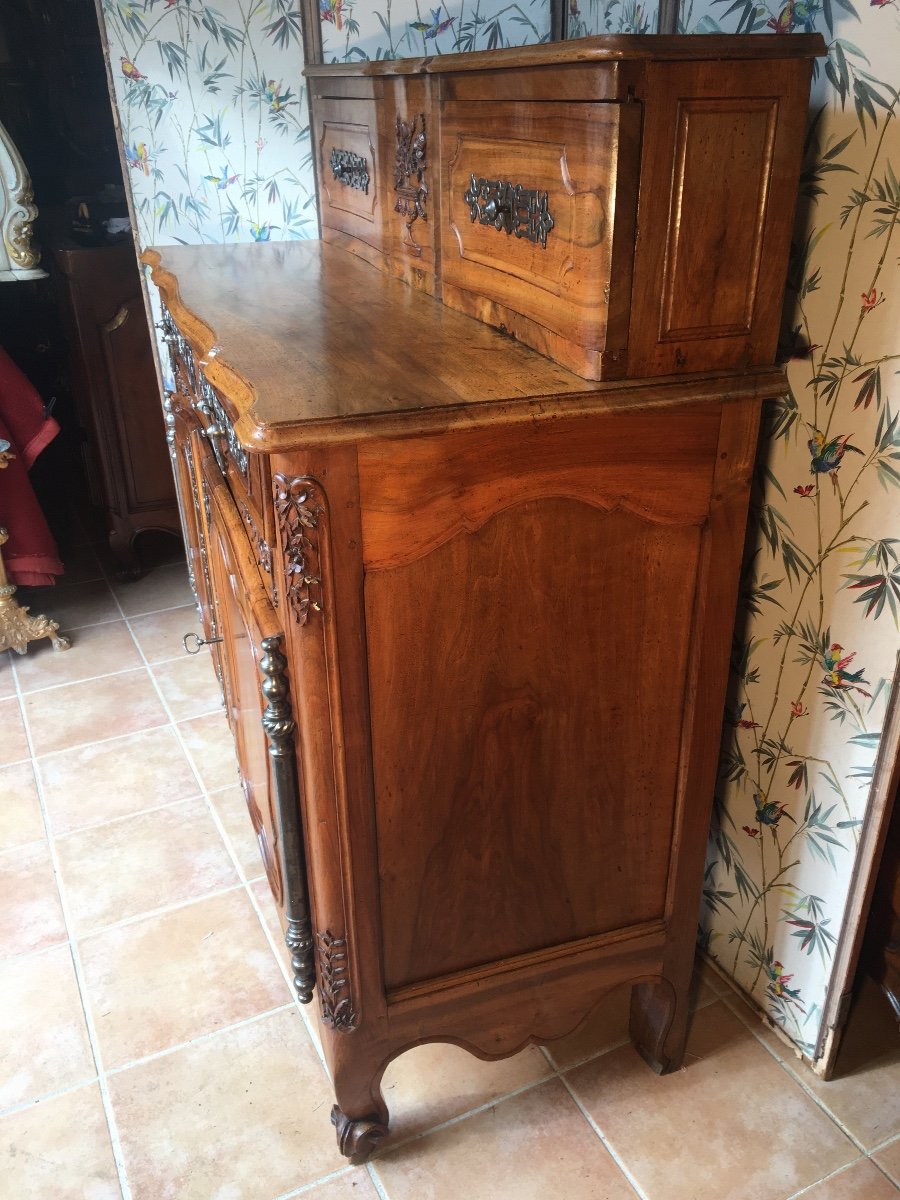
(2, 532), (899, 1200)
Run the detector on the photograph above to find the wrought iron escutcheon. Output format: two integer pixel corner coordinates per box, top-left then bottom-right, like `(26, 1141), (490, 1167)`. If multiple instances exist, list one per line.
(330, 148), (370, 194)
(463, 174), (554, 249)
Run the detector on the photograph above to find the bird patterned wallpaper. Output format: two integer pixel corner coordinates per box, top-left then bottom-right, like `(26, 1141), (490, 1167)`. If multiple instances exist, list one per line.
(95, 0), (899, 1065)
(682, 2), (900, 1062)
(98, 0), (316, 247)
(318, 0), (654, 61)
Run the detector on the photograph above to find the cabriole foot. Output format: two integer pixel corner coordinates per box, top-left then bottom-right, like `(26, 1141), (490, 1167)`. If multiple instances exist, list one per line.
(331, 1105), (388, 1163)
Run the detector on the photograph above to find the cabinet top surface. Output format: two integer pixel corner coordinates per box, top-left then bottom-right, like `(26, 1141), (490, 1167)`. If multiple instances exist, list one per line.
(145, 241), (784, 448)
(304, 33), (825, 77)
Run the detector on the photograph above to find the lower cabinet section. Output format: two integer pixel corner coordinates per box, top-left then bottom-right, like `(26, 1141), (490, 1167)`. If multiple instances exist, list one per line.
(152, 240), (775, 1163)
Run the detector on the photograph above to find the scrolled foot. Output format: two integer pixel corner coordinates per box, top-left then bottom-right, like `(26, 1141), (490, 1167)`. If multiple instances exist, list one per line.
(331, 1104), (388, 1163)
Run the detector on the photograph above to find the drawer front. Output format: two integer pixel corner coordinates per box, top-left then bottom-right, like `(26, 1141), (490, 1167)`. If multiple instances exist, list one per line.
(316, 96), (383, 262)
(440, 100), (638, 375)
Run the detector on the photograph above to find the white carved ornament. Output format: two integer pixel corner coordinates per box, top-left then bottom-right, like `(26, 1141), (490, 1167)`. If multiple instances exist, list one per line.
(0, 116), (45, 282)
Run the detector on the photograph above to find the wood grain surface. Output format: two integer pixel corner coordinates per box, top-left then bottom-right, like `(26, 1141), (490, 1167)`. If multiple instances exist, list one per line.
(366, 497), (703, 991)
(144, 241), (787, 450)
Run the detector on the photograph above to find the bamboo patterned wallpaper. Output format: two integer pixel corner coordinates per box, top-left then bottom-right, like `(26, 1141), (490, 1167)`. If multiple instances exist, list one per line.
(683, 4), (900, 1059)
(97, 1), (316, 247)
(318, 0), (654, 61)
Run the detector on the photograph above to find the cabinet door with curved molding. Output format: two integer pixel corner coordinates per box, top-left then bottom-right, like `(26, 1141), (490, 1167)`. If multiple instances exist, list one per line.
(358, 405), (721, 993)
(194, 430), (286, 907)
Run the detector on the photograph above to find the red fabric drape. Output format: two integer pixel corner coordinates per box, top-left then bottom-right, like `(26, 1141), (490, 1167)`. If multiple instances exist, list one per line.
(0, 346), (63, 587)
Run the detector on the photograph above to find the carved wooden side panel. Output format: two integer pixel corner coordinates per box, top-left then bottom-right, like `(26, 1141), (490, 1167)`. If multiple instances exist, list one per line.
(628, 57), (811, 376)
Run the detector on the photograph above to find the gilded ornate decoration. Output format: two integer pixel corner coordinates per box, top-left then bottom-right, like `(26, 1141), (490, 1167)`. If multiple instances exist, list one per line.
(0, 448), (69, 654)
(463, 175), (554, 249)
(316, 930), (358, 1030)
(0, 117), (45, 279)
(394, 113), (427, 247)
(273, 474), (324, 626)
(330, 147), (369, 194)
(258, 635), (316, 1004)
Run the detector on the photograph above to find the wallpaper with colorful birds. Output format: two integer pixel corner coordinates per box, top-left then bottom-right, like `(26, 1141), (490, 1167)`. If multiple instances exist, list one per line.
(318, 0), (655, 61)
(684, 0), (900, 1062)
(98, 0), (316, 247)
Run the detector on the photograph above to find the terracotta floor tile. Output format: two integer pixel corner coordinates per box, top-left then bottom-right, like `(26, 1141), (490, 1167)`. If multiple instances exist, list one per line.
(56, 798), (238, 934)
(80, 888), (289, 1068)
(0, 697), (29, 765)
(0, 946), (94, 1109)
(301, 1168), (382, 1198)
(799, 1159), (899, 1199)
(0, 761), (44, 851)
(376, 1077), (635, 1200)
(0, 652), (14, 699)
(13, 619), (141, 692)
(178, 710), (240, 792)
(874, 1136), (900, 1185)
(108, 1008), (342, 1199)
(129, 604), (202, 663)
(383, 1041), (552, 1141)
(151, 653), (223, 720)
(112, 562), (194, 617)
(249, 877), (290, 970)
(0, 841), (66, 958)
(247, 877), (325, 1055)
(0, 1083), (119, 1199)
(565, 1001), (857, 1200)
(17, 579), (120, 631)
(38, 725), (199, 834)
(788, 978), (900, 1148)
(209, 785), (266, 878)
(22, 667), (168, 756)
(721, 989), (789, 1060)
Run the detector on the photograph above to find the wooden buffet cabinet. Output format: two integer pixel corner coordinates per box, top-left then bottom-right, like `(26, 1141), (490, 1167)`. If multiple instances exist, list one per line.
(145, 35), (822, 1161)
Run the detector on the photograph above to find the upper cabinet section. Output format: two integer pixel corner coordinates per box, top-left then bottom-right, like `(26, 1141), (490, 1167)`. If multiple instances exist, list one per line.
(306, 35), (824, 381)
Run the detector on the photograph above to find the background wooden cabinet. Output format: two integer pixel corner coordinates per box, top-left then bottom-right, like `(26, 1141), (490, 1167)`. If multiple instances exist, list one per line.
(54, 241), (179, 572)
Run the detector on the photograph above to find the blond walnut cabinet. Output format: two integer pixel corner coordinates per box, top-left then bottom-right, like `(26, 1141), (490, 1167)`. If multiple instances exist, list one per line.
(146, 33), (821, 1162)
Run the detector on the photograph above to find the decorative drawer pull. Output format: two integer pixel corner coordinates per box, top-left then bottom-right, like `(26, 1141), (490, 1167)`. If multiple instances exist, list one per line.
(463, 175), (554, 249)
(330, 148), (369, 194)
(183, 631), (224, 654)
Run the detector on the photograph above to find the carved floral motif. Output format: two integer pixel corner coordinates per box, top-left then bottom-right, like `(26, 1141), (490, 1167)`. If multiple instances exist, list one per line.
(317, 929), (357, 1030)
(273, 474), (324, 625)
(394, 112), (427, 243)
